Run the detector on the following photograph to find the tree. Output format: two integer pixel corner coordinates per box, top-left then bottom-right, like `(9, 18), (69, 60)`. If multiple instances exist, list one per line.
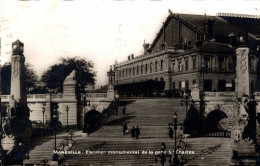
(41, 56), (96, 92)
(1, 63), (38, 95)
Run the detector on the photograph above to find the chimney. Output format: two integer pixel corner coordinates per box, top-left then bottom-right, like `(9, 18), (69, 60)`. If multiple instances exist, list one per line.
(131, 54), (134, 59)
(228, 32), (237, 47)
(128, 55), (130, 60)
(204, 19), (215, 41)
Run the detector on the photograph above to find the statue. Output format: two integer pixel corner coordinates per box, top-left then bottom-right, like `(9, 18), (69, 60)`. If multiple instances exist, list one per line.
(231, 93), (250, 143)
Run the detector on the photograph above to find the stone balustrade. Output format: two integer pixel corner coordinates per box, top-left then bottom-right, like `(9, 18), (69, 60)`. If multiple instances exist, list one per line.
(84, 92), (113, 102)
(203, 92), (236, 101)
(1, 93), (64, 103)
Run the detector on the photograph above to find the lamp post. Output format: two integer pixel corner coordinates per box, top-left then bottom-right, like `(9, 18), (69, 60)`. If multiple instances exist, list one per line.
(154, 142), (172, 166)
(42, 107), (45, 126)
(83, 94), (86, 116)
(0, 97), (3, 165)
(52, 110), (58, 162)
(200, 64), (208, 91)
(169, 113), (183, 165)
(66, 106), (69, 132)
(18, 142), (29, 166)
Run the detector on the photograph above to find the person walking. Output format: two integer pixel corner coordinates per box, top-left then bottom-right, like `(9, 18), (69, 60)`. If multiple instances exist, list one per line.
(131, 126), (135, 139)
(135, 125), (140, 139)
(122, 106), (126, 115)
(123, 123), (128, 135)
(169, 127), (173, 139)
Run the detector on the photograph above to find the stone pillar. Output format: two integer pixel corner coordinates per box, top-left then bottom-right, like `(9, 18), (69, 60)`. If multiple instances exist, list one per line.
(230, 43), (256, 165)
(10, 40), (26, 104)
(107, 85), (115, 101)
(63, 70), (77, 128)
(2, 40), (32, 157)
(235, 47), (250, 97)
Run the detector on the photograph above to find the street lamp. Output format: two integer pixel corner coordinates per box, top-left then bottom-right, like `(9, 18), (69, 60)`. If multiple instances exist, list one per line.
(52, 113), (58, 162)
(154, 142), (172, 166)
(200, 64), (208, 91)
(0, 98), (3, 166)
(181, 93), (193, 118)
(169, 113), (183, 165)
(42, 107), (45, 126)
(66, 106), (69, 132)
(18, 142), (29, 166)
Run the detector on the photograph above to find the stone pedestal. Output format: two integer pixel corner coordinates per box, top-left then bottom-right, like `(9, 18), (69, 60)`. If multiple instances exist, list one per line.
(107, 84), (115, 101)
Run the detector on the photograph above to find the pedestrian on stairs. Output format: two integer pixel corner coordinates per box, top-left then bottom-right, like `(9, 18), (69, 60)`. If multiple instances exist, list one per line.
(123, 123), (128, 135)
(135, 126), (140, 139)
(122, 106), (126, 115)
(131, 126), (136, 139)
(169, 127), (173, 139)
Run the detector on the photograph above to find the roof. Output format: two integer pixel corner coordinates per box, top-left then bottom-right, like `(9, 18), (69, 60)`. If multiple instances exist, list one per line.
(173, 13), (246, 37)
(218, 13), (260, 37)
(150, 12), (257, 50)
(199, 41), (235, 53)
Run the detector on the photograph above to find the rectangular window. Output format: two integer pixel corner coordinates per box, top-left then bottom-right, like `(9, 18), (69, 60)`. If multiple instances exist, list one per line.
(185, 80), (189, 90)
(133, 67), (135, 76)
(155, 61), (158, 72)
(172, 60), (175, 73)
(150, 62), (152, 73)
(137, 66), (139, 75)
(192, 56), (196, 70)
(129, 68), (132, 77)
(204, 79), (212, 91)
(218, 80), (226, 91)
(160, 60), (163, 71)
(185, 58), (188, 71)
(179, 81), (182, 90)
(172, 82), (175, 90)
(219, 56), (225, 70)
(145, 64), (148, 74)
(178, 60), (182, 72)
(204, 56), (211, 69)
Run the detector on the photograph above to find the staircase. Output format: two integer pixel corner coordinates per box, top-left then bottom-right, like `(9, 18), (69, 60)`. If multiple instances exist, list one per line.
(23, 98), (232, 165)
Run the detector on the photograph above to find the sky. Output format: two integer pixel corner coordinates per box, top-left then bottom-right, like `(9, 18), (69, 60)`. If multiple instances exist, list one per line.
(0, 0), (259, 87)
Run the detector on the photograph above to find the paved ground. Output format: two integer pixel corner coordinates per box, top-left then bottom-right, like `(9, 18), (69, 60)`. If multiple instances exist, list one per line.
(24, 98), (232, 165)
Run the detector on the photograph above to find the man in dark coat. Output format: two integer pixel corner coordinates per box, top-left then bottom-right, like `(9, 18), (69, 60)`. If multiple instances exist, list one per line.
(123, 123), (128, 135)
(135, 126), (140, 139)
(131, 126), (135, 139)
(169, 127), (174, 139)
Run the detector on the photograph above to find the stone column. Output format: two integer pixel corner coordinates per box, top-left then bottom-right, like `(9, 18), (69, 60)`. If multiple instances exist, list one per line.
(235, 47), (250, 97)
(230, 42), (256, 165)
(2, 40), (32, 157)
(10, 41), (26, 104)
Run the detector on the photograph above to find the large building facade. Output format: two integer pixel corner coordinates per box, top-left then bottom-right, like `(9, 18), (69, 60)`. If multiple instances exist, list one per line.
(112, 12), (260, 97)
